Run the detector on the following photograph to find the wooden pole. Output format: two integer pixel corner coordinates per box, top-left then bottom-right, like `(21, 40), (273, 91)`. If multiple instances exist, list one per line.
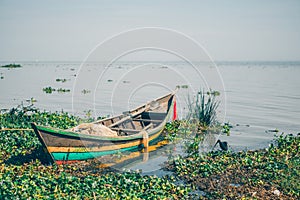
(142, 130), (149, 162)
(142, 130), (149, 149)
(143, 150), (149, 162)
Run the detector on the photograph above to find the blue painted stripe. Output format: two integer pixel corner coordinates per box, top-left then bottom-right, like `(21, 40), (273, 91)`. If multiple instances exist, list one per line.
(52, 145), (141, 161)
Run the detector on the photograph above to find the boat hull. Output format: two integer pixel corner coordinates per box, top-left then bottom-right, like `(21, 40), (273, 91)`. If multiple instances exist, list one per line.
(33, 125), (165, 162)
(31, 91), (176, 163)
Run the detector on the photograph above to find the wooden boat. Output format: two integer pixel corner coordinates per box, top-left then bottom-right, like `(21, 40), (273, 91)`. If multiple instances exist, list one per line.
(31, 90), (177, 164)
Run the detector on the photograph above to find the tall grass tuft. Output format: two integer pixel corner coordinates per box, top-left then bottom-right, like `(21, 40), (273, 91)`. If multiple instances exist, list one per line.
(187, 90), (220, 127)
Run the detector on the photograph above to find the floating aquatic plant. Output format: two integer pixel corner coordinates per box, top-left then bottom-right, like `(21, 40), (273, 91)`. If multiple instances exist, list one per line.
(165, 133), (300, 199)
(1, 63), (22, 68)
(0, 105), (191, 198)
(42, 87), (70, 94)
(25, 97), (37, 104)
(42, 86), (55, 94)
(181, 85), (189, 89)
(0, 105), (80, 162)
(222, 122), (232, 136)
(0, 161), (191, 199)
(81, 89), (91, 94)
(0, 104), (194, 199)
(55, 78), (67, 83)
(57, 88), (70, 93)
(1, 102), (298, 199)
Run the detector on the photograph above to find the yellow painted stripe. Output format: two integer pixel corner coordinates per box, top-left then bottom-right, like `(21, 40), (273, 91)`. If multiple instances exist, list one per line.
(47, 139), (142, 153)
(47, 129), (164, 153)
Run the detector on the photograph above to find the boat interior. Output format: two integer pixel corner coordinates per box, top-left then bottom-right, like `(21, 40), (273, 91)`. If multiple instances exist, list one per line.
(95, 94), (174, 136)
(108, 111), (167, 136)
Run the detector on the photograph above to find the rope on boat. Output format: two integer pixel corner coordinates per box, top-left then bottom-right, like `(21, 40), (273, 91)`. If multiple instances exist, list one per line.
(0, 128), (34, 131)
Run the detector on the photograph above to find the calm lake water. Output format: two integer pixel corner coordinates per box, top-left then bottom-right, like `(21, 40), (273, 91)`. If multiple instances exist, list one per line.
(1, 61), (299, 171)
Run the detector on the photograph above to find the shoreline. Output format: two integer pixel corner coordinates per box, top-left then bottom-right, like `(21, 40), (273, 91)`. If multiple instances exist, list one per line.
(0, 106), (299, 199)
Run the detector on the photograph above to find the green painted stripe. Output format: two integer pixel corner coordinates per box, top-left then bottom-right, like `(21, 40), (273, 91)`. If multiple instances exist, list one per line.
(51, 146), (140, 161)
(36, 121), (167, 142)
(37, 125), (145, 141)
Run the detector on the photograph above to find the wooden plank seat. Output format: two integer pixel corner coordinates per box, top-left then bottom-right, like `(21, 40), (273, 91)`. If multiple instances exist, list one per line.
(133, 118), (163, 123)
(108, 107), (148, 128)
(111, 123), (153, 136)
(110, 128), (140, 133)
(108, 115), (131, 128)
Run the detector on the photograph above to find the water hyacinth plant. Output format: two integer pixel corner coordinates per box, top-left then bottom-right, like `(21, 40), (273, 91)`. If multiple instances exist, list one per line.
(1, 103), (298, 199)
(0, 162), (191, 199)
(42, 87), (71, 94)
(55, 78), (67, 83)
(165, 133), (300, 199)
(0, 104), (80, 162)
(0, 104), (192, 199)
(1, 63), (22, 68)
(42, 86), (55, 94)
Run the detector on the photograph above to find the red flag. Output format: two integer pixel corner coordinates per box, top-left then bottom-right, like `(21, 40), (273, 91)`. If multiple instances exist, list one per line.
(173, 99), (177, 121)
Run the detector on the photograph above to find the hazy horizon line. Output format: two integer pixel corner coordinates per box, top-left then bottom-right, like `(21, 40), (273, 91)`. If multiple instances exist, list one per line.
(1, 60), (300, 63)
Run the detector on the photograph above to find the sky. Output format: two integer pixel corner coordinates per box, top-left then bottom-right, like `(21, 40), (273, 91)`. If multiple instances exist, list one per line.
(0, 0), (299, 61)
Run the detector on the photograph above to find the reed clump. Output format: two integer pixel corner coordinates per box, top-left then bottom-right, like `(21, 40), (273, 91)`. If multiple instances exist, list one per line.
(187, 90), (220, 128)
